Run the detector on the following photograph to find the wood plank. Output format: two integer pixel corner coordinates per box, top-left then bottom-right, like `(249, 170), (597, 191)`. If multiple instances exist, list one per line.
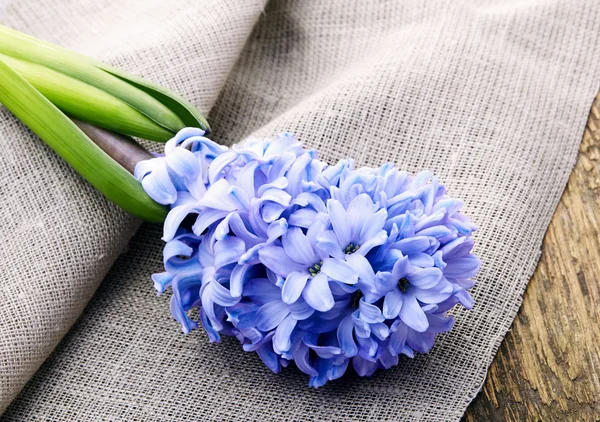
(464, 94), (600, 421)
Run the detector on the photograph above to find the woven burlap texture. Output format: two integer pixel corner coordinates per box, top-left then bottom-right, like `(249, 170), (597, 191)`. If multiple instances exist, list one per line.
(1, 0), (599, 420)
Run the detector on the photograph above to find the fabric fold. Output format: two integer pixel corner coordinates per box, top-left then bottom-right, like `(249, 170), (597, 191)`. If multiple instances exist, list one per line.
(0, 0), (266, 413)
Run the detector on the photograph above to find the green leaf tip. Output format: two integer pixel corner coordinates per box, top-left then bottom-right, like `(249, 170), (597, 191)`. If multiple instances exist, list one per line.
(0, 24), (210, 141)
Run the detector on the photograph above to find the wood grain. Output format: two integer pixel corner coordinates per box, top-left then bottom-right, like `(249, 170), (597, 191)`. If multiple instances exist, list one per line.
(464, 94), (600, 421)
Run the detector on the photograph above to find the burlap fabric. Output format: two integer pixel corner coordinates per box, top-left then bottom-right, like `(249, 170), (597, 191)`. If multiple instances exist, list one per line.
(1, 0), (599, 420)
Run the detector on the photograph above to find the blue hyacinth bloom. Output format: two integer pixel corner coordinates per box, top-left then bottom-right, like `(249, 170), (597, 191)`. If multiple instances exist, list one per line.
(136, 129), (480, 388)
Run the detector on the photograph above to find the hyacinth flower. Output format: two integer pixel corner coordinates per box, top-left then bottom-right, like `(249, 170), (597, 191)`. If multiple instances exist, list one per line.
(0, 25), (480, 388)
(135, 130), (481, 388)
(0, 24), (210, 221)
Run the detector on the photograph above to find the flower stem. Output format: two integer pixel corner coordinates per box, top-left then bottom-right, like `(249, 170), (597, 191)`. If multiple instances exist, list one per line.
(72, 118), (153, 175)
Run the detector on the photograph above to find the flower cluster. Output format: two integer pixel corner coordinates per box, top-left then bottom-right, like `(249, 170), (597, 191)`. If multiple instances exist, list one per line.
(135, 128), (480, 387)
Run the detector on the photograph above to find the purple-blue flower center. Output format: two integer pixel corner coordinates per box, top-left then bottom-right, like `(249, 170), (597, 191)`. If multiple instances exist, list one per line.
(398, 277), (410, 293)
(308, 260), (323, 277)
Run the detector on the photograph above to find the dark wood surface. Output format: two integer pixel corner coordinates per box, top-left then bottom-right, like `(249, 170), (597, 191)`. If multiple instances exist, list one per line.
(464, 94), (600, 421)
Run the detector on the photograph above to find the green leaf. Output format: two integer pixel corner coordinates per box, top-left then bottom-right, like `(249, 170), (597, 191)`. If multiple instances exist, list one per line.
(0, 53), (174, 141)
(0, 57), (168, 222)
(0, 24), (210, 139)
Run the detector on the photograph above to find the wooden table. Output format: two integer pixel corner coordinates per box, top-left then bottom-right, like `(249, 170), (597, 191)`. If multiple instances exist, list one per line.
(464, 95), (600, 421)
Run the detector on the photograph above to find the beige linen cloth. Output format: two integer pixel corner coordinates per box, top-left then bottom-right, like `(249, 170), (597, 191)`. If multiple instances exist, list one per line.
(1, 0), (599, 420)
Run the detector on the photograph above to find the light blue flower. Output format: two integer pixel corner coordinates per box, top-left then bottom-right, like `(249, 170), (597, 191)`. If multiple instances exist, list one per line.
(137, 129), (481, 388)
(258, 215), (359, 312)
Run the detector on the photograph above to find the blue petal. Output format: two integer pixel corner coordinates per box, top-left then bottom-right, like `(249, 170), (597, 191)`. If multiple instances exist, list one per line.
(133, 156), (159, 180)
(267, 218), (288, 241)
(359, 208), (387, 243)
(226, 302), (259, 329)
(230, 264), (254, 297)
(408, 252), (435, 268)
(416, 225), (453, 239)
(352, 356), (378, 377)
(374, 271), (396, 296)
(166, 146), (200, 178)
(346, 253), (378, 299)
(239, 243), (266, 265)
(383, 288), (403, 319)
(286, 153), (313, 197)
(200, 309), (220, 342)
(273, 315), (297, 353)
(288, 298), (315, 320)
(302, 273), (334, 312)
(327, 199), (351, 247)
(378, 347), (398, 369)
(141, 161), (177, 205)
(356, 335), (378, 359)
(358, 300), (384, 324)
(214, 213), (233, 241)
(227, 213), (261, 246)
(170, 291), (198, 334)
(356, 230), (388, 256)
(288, 208), (318, 228)
(327, 359), (350, 381)
(315, 230), (344, 260)
(258, 245), (306, 277)
(399, 293), (429, 332)
(261, 202), (286, 223)
(283, 227), (317, 266)
(444, 255), (480, 278)
(152, 272), (174, 295)
(200, 283), (221, 331)
(173, 127), (206, 143)
(282, 271), (310, 304)
(213, 236), (245, 268)
(308, 360), (331, 388)
(208, 280), (240, 306)
(441, 236), (474, 259)
(257, 177), (288, 196)
(352, 312), (371, 338)
(388, 321), (408, 355)
(208, 150), (238, 184)
(433, 198), (463, 216)
(394, 236), (432, 255)
(371, 322), (389, 340)
(347, 194), (375, 240)
(406, 329), (435, 353)
(228, 186), (250, 210)
(414, 210), (446, 232)
(304, 342), (342, 359)
(407, 267), (443, 289)
(306, 213), (331, 258)
(192, 209), (228, 235)
(163, 202), (199, 241)
(291, 192), (327, 213)
(199, 179), (238, 211)
(427, 313), (455, 334)
(256, 337), (282, 373)
(414, 278), (454, 304)
(244, 278), (282, 304)
(321, 258), (358, 285)
(293, 341), (318, 377)
(391, 255), (411, 280)
(261, 188), (292, 206)
(163, 239), (193, 263)
(337, 315), (358, 357)
(255, 300), (291, 332)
